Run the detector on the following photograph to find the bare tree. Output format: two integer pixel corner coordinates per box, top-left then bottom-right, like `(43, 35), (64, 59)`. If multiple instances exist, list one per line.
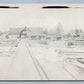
(56, 22), (64, 40)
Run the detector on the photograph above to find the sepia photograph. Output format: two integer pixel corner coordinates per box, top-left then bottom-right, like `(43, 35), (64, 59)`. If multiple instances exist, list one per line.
(0, 4), (84, 80)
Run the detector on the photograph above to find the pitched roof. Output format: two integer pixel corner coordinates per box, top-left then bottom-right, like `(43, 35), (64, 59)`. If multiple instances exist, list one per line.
(8, 28), (25, 34)
(28, 27), (44, 35)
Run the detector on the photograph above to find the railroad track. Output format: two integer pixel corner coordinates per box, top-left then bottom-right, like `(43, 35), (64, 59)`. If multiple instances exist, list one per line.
(25, 39), (49, 80)
(63, 60), (77, 80)
(7, 38), (78, 80)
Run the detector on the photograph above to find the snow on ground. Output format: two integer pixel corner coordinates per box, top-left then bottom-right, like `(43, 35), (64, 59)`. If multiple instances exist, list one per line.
(3, 39), (42, 80)
(28, 40), (66, 61)
(0, 39), (84, 80)
(27, 39), (76, 80)
(0, 46), (18, 79)
(0, 39), (20, 79)
(36, 59), (75, 80)
(64, 59), (84, 80)
(27, 39), (84, 80)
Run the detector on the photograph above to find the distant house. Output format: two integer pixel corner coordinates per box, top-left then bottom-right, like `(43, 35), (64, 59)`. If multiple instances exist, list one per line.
(0, 32), (7, 39)
(66, 33), (84, 47)
(27, 27), (45, 40)
(74, 34), (84, 41)
(6, 27), (27, 39)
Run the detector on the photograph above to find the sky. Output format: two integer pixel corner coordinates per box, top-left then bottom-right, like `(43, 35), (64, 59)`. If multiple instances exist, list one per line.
(0, 4), (84, 33)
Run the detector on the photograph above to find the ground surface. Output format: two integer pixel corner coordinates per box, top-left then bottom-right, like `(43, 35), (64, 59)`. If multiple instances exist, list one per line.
(0, 39), (84, 80)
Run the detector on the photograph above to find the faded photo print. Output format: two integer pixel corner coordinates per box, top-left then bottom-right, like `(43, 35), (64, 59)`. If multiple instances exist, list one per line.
(0, 4), (84, 80)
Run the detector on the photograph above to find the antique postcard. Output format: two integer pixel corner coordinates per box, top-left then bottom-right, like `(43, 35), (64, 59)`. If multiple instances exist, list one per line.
(0, 4), (84, 80)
